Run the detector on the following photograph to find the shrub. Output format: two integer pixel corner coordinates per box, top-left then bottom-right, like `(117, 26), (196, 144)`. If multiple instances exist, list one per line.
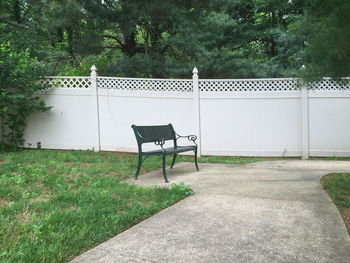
(0, 43), (51, 150)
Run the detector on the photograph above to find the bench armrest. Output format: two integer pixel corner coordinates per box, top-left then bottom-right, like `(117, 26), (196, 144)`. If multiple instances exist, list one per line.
(176, 134), (198, 146)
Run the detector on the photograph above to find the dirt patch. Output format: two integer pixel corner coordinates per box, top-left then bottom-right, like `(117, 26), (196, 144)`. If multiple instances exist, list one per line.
(321, 174), (332, 183)
(339, 207), (350, 235)
(0, 199), (8, 206)
(25, 181), (48, 192)
(66, 173), (78, 180)
(65, 162), (95, 168)
(15, 206), (30, 225)
(29, 193), (50, 204)
(0, 159), (8, 164)
(104, 171), (123, 178)
(103, 151), (137, 156)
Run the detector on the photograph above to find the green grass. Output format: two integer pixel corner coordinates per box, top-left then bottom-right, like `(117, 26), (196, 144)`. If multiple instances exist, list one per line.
(322, 173), (350, 210)
(321, 173), (350, 235)
(178, 154), (292, 165)
(0, 150), (194, 263)
(0, 149), (296, 262)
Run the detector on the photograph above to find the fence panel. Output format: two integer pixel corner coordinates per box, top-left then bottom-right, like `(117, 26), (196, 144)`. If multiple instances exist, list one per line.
(24, 88), (97, 150)
(97, 89), (195, 152)
(22, 70), (350, 157)
(309, 91), (350, 156)
(199, 93), (302, 156)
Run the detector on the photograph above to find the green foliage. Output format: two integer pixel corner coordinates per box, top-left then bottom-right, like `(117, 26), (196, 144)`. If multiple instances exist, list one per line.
(4, 0), (347, 79)
(101, 0), (307, 78)
(298, 0), (350, 80)
(322, 173), (350, 210)
(171, 181), (194, 196)
(0, 0), (309, 78)
(0, 150), (192, 262)
(0, 43), (50, 150)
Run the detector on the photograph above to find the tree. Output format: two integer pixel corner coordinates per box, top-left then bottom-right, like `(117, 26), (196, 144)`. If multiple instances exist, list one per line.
(0, 0), (315, 78)
(101, 0), (213, 77)
(298, 0), (350, 80)
(164, 0), (305, 78)
(0, 43), (51, 150)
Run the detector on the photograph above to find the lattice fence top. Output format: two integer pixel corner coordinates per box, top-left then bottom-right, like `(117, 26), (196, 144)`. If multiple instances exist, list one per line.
(309, 78), (350, 91)
(98, 77), (192, 92)
(43, 77), (90, 89)
(43, 76), (350, 91)
(199, 78), (300, 92)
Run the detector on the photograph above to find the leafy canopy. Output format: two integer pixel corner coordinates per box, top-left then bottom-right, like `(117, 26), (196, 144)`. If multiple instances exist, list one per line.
(1, 0), (349, 80)
(298, 0), (350, 80)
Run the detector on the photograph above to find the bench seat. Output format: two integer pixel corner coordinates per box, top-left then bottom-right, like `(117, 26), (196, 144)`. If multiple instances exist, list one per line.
(143, 145), (197, 155)
(132, 124), (199, 183)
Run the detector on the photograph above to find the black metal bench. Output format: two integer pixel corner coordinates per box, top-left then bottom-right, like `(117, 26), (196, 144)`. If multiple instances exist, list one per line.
(131, 124), (199, 183)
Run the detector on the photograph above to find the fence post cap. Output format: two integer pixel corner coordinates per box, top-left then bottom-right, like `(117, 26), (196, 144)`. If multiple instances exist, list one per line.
(91, 65), (97, 71)
(192, 67), (198, 74)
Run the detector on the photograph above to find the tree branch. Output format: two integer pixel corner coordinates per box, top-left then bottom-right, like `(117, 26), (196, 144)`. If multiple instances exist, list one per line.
(103, 34), (125, 47)
(102, 46), (123, 50)
(0, 17), (31, 30)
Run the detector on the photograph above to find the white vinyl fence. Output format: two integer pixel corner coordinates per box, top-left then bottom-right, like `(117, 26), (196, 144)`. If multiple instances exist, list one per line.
(24, 66), (350, 158)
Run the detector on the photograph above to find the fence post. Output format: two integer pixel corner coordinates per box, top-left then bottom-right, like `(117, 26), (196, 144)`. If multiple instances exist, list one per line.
(301, 85), (309, 159)
(193, 67), (201, 157)
(91, 65), (101, 151)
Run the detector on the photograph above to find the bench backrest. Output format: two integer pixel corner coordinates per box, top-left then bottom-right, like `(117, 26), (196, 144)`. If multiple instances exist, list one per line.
(131, 124), (177, 149)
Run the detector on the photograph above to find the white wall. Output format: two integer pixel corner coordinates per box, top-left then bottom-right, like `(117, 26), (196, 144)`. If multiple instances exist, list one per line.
(23, 78), (350, 157)
(98, 89), (195, 152)
(200, 92), (302, 156)
(24, 89), (98, 150)
(308, 91), (350, 157)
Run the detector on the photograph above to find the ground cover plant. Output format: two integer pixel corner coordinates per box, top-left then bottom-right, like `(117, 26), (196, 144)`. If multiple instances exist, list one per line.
(0, 149), (286, 262)
(0, 150), (194, 262)
(321, 173), (350, 235)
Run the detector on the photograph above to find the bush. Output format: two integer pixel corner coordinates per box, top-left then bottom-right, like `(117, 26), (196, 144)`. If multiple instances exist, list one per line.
(0, 43), (51, 150)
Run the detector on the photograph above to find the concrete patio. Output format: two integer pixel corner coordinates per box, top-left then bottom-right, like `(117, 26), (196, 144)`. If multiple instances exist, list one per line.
(71, 160), (350, 263)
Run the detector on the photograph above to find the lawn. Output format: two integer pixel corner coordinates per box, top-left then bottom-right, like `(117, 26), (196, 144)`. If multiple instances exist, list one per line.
(321, 173), (350, 235)
(0, 149), (280, 263)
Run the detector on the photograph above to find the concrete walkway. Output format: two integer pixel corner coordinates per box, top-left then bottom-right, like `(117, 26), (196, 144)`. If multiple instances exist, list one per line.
(71, 160), (350, 263)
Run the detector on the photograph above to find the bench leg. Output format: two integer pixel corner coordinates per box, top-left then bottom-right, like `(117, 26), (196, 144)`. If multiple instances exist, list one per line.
(162, 154), (169, 183)
(194, 149), (199, 171)
(170, 154), (177, 169)
(135, 154), (142, 180)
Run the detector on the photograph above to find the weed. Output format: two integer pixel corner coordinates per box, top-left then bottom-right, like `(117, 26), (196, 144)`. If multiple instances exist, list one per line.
(171, 181), (194, 196)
